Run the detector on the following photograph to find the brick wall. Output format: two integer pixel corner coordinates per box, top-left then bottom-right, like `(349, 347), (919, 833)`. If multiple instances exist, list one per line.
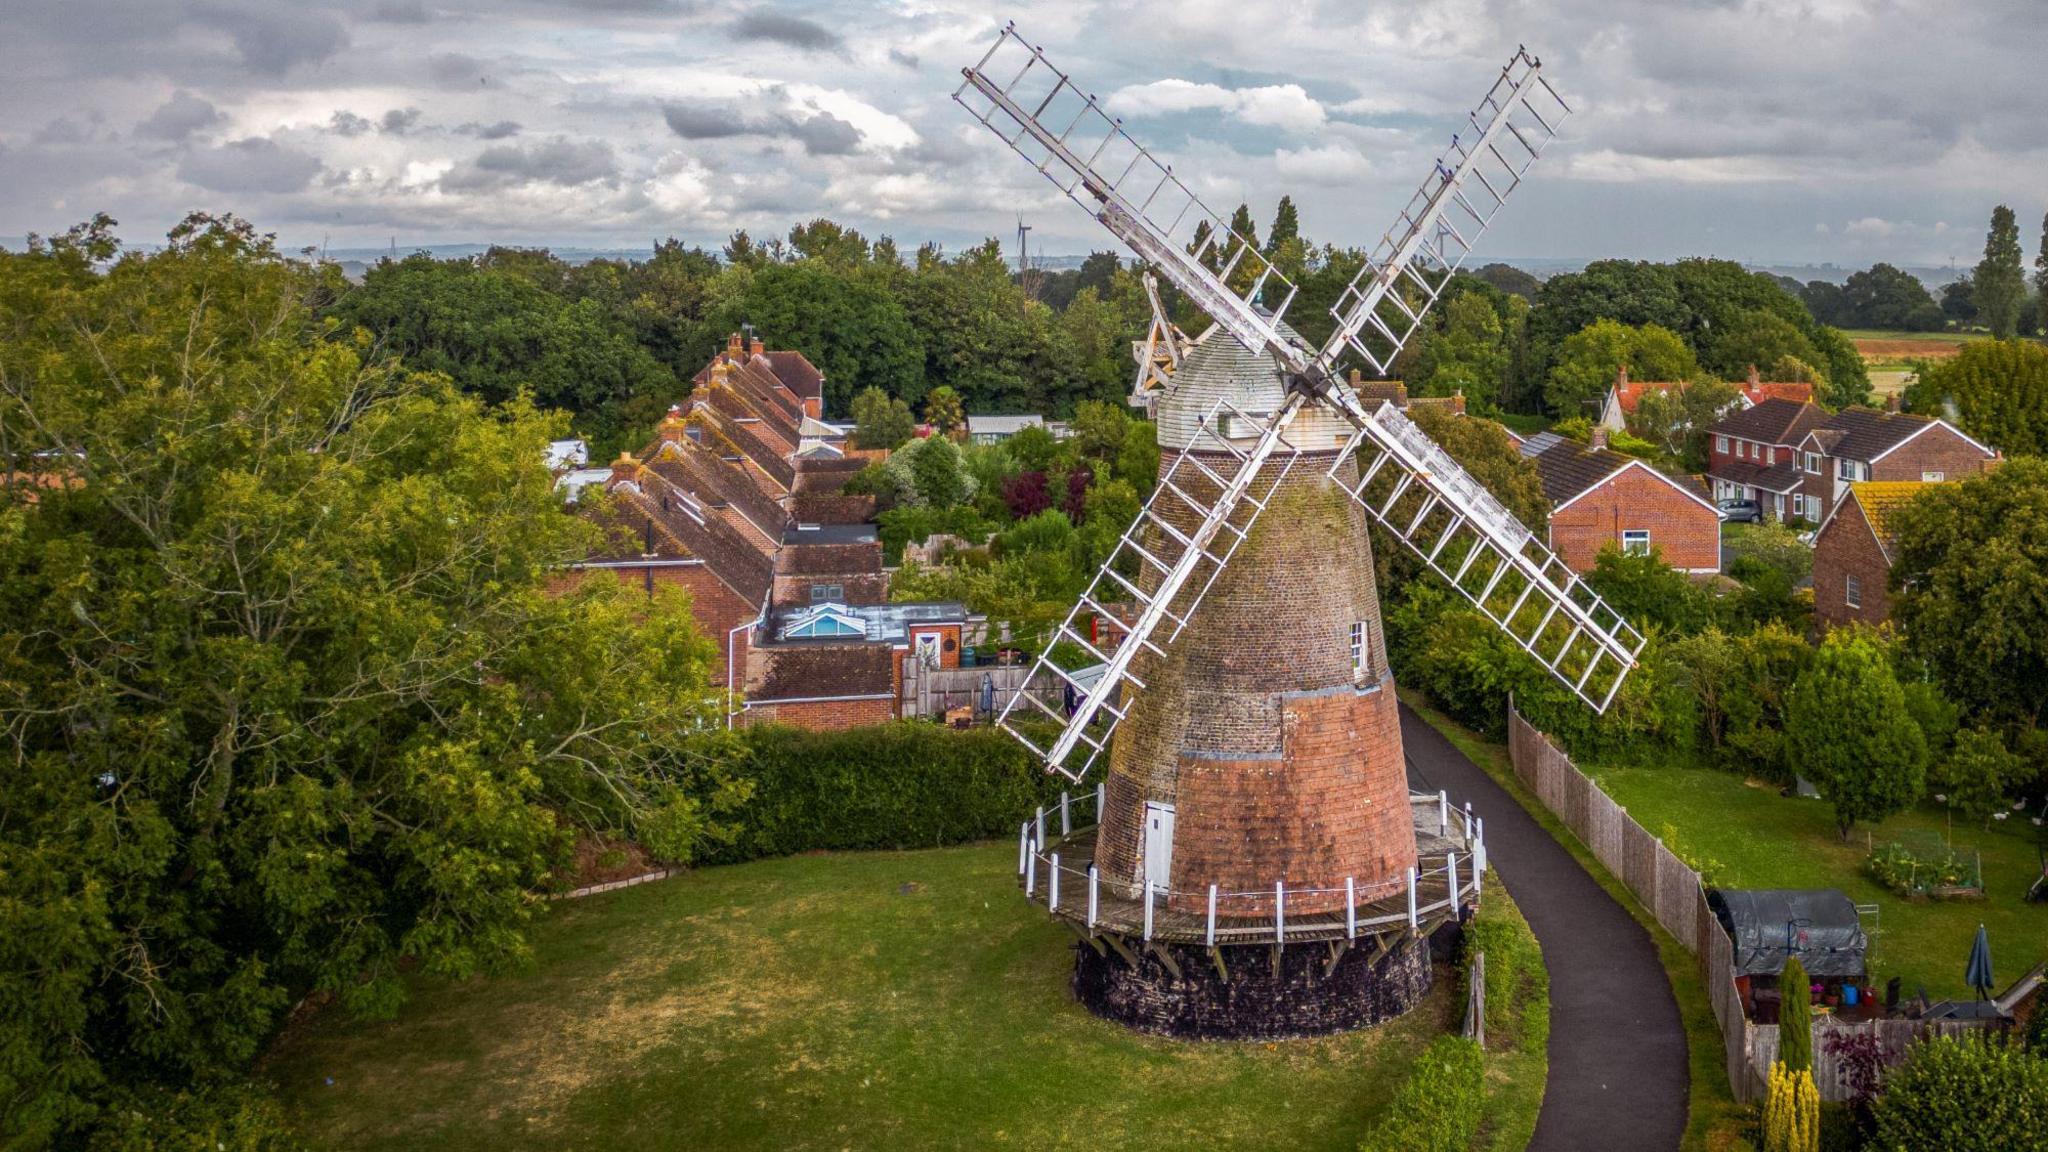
(743, 694), (895, 730)
(1872, 425), (1996, 483)
(1812, 497), (1893, 631)
(1549, 465), (1720, 573)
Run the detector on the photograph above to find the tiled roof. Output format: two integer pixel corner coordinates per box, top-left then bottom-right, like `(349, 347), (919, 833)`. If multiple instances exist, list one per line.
(1848, 480), (1930, 558)
(581, 465), (774, 606)
(1708, 456), (1804, 493)
(639, 437), (788, 547)
(685, 404), (795, 493)
(1354, 380), (1409, 408)
(725, 358), (807, 428)
(1811, 407), (1935, 462)
(762, 350), (824, 402)
(706, 384), (797, 456)
(1741, 381), (1814, 407)
(779, 542), (882, 577)
(1517, 430), (1568, 459)
(1612, 380), (1686, 415)
(748, 643), (895, 701)
(1529, 439), (1635, 505)
(1710, 397), (1828, 446)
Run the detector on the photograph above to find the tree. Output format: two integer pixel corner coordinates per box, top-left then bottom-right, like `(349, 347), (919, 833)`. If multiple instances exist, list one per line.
(923, 384), (965, 437)
(906, 433), (970, 509)
(1406, 408), (1548, 529)
(1265, 195), (1300, 255)
(706, 261), (924, 415)
(1700, 309), (1821, 383)
(2037, 211), (2048, 305)
(1763, 1061), (1820, 1152)
(1932, 726), (2028, 827)
(1630, 378), (1739, 465)
(1890, 459), (2048, 726)
(1784, 627), (1928, 838)
(1409, 291), (1510, 406)
(850, 385), (915, 450)
(1585, 547), (1719, 635)
(1068, 399), (1129, 462)
(1544, 319), (1697, 417)
(1872, 1035), (2048, 1152)
(1942, 275), (1979, 326)
(1906, 338), (2048, 455)
(1473, 262), (1541, 299)
(1779, 955), (1814, 1073)
(1839, 263), (1944, 331)
(0, 216), (741, 1145)
(1974, 205), (2027, 339)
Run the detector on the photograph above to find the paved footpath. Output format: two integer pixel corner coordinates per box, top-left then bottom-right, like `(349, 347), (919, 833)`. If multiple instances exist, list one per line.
(1400, 703), (1688, 1152)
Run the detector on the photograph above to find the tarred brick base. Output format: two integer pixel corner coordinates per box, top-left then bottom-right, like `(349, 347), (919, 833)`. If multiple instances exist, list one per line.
(1071, 924), (1441, 1039)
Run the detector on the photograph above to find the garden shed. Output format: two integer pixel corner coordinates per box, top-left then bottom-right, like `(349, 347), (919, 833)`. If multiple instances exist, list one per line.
(1708, 888), (1867, 979)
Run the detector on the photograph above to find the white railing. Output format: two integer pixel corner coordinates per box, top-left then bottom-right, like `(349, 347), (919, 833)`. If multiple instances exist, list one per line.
(1014, 787), (1486, 947)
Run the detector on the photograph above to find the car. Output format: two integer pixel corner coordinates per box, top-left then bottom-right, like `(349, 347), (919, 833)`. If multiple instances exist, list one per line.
(1717, 498), (1763, 524)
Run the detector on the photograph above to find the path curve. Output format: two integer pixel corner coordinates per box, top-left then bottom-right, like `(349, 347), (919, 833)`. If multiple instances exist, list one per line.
(1400, 703), (1688, 1152)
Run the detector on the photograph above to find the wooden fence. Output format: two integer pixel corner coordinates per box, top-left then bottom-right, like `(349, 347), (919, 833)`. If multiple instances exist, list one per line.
(1507, 705), (1988, 1103)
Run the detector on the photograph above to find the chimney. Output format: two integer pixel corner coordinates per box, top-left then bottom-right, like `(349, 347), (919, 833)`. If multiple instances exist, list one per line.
(1747, 364), (1761, 387)
(742, 323), (761, 357)
(1885, 392), (1901, 413)
(1589, 424), (1610, 451)
(726, 331), (744, 359)
(656, 404), (687, 444)
(1349, 368), (1363, 385)
(1616, 365), (1629, 388)
(610, 450), (641, 485)
(750, 335), (765, 357)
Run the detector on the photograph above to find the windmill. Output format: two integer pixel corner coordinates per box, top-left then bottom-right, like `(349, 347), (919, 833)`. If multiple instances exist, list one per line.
(958, 25), (1645, 1037)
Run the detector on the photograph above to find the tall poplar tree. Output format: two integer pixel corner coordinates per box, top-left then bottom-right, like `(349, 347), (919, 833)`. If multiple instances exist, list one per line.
(1973, 204), (2026, 338)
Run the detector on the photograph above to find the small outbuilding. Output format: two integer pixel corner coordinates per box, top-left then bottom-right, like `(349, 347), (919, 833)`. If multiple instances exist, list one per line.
(1708, 887), (1868, 980)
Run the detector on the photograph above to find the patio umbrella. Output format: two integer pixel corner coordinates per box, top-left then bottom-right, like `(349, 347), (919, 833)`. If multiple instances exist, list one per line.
(1965, 923), (1995, 1001)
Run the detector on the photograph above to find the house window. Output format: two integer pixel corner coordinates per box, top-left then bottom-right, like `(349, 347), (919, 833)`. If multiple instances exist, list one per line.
(1804, 452), (1821, 474)
(1922, 470), (1945, 482)
(1837, 458), (1858, 480)
(1716, 435), (1729, 453)
(1622, 529), (1652, 556)
(1765, 447), (1775, 465)
(1349, 621), (1368, 678)
(809, 583), (843, 602)
(1845, 574), (1862, 609)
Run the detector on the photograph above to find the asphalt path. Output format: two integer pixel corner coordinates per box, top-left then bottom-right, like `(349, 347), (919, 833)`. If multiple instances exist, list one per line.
(1400, 702), (1689, 1152)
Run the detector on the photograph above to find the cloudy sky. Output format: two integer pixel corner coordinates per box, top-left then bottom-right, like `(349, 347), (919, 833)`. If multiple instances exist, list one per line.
(4, 0), (2044, 267)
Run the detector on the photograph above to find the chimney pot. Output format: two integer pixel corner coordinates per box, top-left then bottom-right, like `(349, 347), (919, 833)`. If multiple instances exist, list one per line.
(1589, 425), (1610, 451)
(610, 450), (641, 483)
(1748, 364), (1762, 386)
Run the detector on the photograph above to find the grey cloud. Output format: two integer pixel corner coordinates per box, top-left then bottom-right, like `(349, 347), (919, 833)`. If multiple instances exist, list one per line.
(381, 107), (423, 134)
(888, 47), (918, 69)
(427, 52), (489, 87)
(456, 120), (523, 139)
(732, 11), (841, 52)
(782, 111), (860, 156)
(662, 101), (749, 139)
(329, 110), (375, 136)
(441, 136), (618, 190)
(177, 136), (325, 193)
(368, 0), (432, 21)
(137, 91), (224, 141)
(192, 5), (350, 74)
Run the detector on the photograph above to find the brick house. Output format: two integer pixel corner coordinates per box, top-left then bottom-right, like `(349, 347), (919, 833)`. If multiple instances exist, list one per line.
(1599, 366), (1815, 433)
(1708, 400), (1995, 524)
(1811, 481), (1927, 631)
(1521, 427), (1721, 573)
(692, 327), (826, 421)
(741, 600), (973, 729)
(773, 523), (889, 608)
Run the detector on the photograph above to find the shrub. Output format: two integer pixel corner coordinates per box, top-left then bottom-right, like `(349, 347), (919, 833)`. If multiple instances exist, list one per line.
(1763, 1061), (1821, 1152)
(1356, 1035), (1485, 1152)
(1461, 882), (1548, 1054)
(1871, 1035), (2048, 1152)
(82, 1084), (305, 1152)
(705, 723), (1070, 863)
(1780, 956), (1813, 1074)
(1864, 839), (1979, 897)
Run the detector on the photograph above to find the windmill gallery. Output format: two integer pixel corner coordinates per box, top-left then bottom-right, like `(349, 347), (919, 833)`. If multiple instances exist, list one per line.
(960, 25), (1646, 1038)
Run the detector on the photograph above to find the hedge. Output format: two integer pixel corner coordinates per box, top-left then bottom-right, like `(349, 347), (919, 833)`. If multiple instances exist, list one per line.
(1461, 878), (1548, 1055)
(704, 721), (1071, 864)
(1356, 1035), (1486, 1152)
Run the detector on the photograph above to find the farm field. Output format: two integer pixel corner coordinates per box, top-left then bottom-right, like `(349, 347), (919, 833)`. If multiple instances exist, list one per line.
(1581, 763), (2048, 1002)
(267, 842), (1543, 1152)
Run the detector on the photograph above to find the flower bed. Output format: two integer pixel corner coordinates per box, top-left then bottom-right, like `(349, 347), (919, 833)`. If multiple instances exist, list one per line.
(1865, 839), (1983, 900)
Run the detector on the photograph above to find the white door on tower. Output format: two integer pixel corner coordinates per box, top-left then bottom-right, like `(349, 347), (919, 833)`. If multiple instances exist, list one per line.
(1143, 802), (1175, 893)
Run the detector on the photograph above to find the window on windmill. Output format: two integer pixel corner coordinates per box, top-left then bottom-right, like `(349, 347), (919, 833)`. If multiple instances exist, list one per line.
(1350, 621), (1368, 678)
(1622, 529), (1651, 556)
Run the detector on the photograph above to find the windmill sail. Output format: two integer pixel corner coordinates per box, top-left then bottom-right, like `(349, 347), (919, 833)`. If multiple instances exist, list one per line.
(960, 25), (1640, 780)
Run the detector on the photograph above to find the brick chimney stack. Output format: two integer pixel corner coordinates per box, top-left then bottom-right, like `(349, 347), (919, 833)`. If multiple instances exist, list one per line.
(1747, 364), (1762, 386)
(655, 404), (687, 445)
(725, 331), (744, 360)
(1589, 424), (1610, 451)
(1616, 365), (1628, 387)
(609, 450), (641, 485)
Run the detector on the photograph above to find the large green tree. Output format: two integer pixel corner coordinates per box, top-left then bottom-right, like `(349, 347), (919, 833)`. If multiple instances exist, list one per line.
(1838, 263), (1945, 331)
(1784, 627), (1928, 838)
(0, 216), (741, 1145)
(1544, 318), (1697, 417)
(1905, 338), (2048, 455)
(704, 260), (924, 416)
(1974, 205), (2027, 339)
(1890, 459), (2048, 727)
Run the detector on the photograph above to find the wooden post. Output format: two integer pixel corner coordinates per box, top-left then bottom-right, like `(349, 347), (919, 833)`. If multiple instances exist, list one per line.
(1274, 881), (1286, 943)
(1087, 866), (1099, 929)
(1206, 884), (1218, 947)
(1345, 876), (1357, 939)
(1049, 852), (1061, 912)
(1143, 881), (1155, 941)
(1407, 867), (1418, 929)
(1018, 821), (1030, 875)
(1439, 790), (1449, 836)
(1059, 792), (1071, 837)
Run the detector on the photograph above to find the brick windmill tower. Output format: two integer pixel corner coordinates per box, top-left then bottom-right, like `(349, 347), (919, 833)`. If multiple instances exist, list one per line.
(958, 25), (1646, 1037)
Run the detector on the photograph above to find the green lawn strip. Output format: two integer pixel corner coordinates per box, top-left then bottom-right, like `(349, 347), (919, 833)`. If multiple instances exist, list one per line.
(1398, 692), (1750, 1152)
(267, 841), (1546, 1151)
(1578, 761), (2048, 1003)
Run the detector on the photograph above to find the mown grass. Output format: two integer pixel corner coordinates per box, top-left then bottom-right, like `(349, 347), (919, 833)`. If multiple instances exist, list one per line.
(1580, 762), (2048, 1002)
(268, 840), (1546, 1151)
(1400, 692), (1753, 1152)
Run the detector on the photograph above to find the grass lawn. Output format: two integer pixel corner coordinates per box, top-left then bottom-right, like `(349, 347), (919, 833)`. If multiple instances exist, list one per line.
(1582, 763), (2048, 1002)
(1399, 693), (1751, 1152)
(268, 841), (1543, 1151)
